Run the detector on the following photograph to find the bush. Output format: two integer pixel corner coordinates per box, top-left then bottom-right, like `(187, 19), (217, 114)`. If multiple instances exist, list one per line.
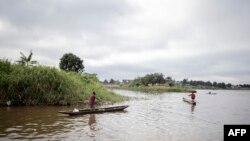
(0, 60), (125, 106)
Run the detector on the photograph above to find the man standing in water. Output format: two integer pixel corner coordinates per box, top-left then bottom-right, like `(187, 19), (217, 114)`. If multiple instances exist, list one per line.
(89, 92), (96, 110)
(189, 91), (196, 102)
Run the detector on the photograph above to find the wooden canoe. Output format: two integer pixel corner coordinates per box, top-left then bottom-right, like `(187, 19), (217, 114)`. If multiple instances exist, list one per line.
(183, 97), (196, 105)
(59, 105), (129, 115)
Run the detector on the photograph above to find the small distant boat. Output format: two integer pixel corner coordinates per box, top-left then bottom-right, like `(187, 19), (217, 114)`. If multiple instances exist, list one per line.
(59, 105), (129, 116)
(183, 97), (196, 105)
(207, 92), (217, 95)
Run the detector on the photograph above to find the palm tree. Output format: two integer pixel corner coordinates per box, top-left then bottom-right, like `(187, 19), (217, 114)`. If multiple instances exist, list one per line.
(16, 50), (38, 66)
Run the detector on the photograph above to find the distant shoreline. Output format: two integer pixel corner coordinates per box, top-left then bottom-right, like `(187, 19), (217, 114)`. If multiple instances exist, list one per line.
(190, 88), (250, 90)
(105, 84), (194, 93)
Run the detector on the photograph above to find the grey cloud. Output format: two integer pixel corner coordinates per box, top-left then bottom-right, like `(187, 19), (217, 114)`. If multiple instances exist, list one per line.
(0, 0), (250, 84)
(0, 0), (131, 30)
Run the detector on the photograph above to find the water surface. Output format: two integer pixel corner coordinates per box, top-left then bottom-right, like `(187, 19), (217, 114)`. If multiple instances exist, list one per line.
(0, 89), (250, 141)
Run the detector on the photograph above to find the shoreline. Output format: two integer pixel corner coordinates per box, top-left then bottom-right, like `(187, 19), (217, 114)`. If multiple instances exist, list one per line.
(105, 85), (193, 93)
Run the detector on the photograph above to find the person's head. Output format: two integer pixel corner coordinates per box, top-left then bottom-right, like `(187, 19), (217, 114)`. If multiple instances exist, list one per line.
(93, 92), (96, 95)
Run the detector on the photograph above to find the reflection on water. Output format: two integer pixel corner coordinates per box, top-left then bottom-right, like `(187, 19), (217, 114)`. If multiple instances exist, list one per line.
(88, 114), (96, 131)
(0, 89), (250, 141)
(86, 114), (97, 138)
(0, 106), (79, 140)
(191, 105), (196, 113)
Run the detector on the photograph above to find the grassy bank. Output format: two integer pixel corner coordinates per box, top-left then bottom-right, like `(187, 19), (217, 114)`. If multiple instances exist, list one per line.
(0, 60), (127, 106)
(106, 84), (193, 93)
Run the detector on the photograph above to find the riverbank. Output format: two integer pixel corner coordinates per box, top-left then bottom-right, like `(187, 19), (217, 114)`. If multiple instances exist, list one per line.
(105, 84), (193, 93)
(0, 60), (128, 106)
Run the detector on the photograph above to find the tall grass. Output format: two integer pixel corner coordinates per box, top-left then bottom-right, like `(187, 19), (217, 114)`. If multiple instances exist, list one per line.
(0, 59), (126, 106)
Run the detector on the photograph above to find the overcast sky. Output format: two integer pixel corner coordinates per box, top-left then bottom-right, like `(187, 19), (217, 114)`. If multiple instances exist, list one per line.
(0, 0), (250, 84)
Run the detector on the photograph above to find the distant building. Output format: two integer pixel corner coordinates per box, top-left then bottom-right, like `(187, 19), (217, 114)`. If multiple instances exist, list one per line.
(231, 85), (241, 89)
(122, 79), (132, 85)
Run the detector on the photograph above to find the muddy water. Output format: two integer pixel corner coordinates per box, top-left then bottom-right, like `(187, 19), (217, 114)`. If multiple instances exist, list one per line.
(0, 89), (250, 141)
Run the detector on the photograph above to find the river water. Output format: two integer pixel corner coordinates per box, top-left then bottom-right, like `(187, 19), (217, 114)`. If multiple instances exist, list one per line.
(0, 89), (250, 141)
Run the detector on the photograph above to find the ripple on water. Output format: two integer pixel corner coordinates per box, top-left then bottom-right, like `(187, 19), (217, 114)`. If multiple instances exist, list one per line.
(0, 90), (249, 141)
(5, 127), (22, 132)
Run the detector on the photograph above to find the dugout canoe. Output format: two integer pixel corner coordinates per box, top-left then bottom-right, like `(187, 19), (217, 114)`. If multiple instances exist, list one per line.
(59, 105), (129, 115)
(183, 97), (196, 105)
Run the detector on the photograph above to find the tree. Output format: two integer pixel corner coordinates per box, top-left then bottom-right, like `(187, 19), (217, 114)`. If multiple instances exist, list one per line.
(226, 83), (232, 88)
(103, 79), (108, 84)
(131, 73), (165, 86)
(213, 82), (217, 87)
(217, 82), (226, 89)
(109, 78), (115, 84)
(59, 53), (84, 73)
(205, 81), (212, 87)
(16, 50), (38, 67)
(182, 78), (188, 86)
(165, 76), (172, 82)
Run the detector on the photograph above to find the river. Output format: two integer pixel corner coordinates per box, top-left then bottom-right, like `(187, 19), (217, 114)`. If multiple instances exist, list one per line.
(0, 89), (250, 141)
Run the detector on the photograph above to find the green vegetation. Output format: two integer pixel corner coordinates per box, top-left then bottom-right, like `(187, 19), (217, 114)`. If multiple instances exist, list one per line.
(106, 72), (250, 91)
(182, 79), (234, 89)
(130, 73), (166, 87)
(105, 73), (192, 93)
(16, 50), (38, 67)
(59, 53), (84, 73)
(112, 85), (191, 93)
(0, 59), (127, 106)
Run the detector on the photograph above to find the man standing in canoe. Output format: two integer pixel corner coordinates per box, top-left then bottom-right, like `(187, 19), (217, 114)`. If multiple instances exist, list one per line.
(189, 91), (196, 102)
(89, 92), (96, 110)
